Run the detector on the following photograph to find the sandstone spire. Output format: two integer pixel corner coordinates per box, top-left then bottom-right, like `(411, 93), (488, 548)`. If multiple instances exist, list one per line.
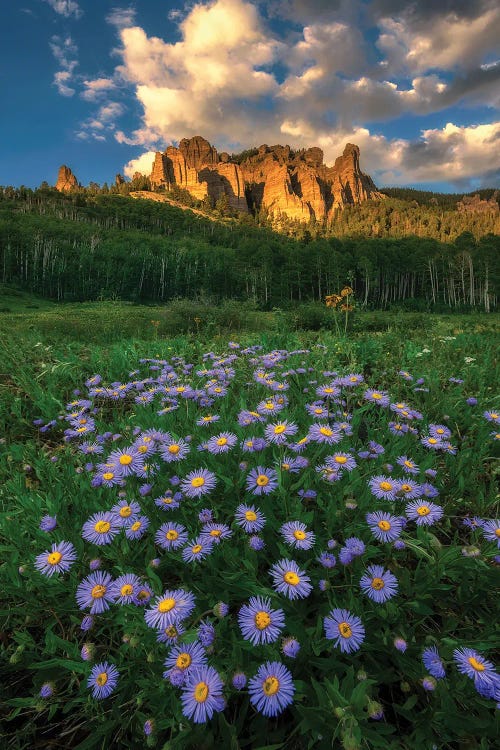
(55, 165), (78, 192)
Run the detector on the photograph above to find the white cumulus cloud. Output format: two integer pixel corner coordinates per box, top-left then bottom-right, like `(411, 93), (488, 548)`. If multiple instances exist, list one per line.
(123, 151), (157, 178)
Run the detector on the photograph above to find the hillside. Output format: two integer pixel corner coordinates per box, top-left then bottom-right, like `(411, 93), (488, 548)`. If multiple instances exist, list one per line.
(0, 187), (498, 311)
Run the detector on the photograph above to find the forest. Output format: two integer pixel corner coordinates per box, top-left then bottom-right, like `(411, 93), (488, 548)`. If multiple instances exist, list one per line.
(0, 186), (498, 311)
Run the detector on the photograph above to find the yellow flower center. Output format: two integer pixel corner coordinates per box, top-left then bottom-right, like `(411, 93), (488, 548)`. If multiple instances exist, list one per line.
(378, 520), (391, 531)
(47, 551), (62, 565)
(245, 510), (257, 521)
(138, 445), (148, 454)
(293, 530), (306, 540)
(263, 677), (280, 696)
(102, 472), (114, 481)
(495, 528), (500, 537)
(490, 413), (498, 419)
(119, 506), (132, 517)
(338, 622), (352, 638)
(195, 681), (209, 702)
(319, 427), (333, 436)
(256, 475), (269, 486)
(404, 460), (414, 468)
(210, 529), (222, 537)
(379, 482), (393, 491)
(282, 463), (290, 471)
(314, 408), (323, 414)
(264, 403), (275, 410)
(165, 625), (178, 638)
(130, 521), (141, 532)
(401, 484), (412, 493)
(91, 584), (106, 599)
(250, 411), (260, 417)
(284, 571), (300, 586)
(372, 392), (382, 399)
(168, 445), (180, 454)
(161, 497), (173, 504)
(468, 657), (485, 672)
(96, 672), (108, 686)
(176, 653), (192, 669)
(95, 520), (111, 534)
(335, 456), (347, 464)
(119, 454), (132, 465)
(120, 584), (133, 596)
(372, 577), (385, 590)
(428, 438), (438, 444)
(191, 477), (205, 488)
(274, 425), (286, 434)
(417, 506), (430, 516)
(255, 611), (271, 630)
(298, 437), (308, 444)
(158, 598), (176, 613)
(349, 376), (358, 382)
(166, 530), (179, 540)
(216, 437), (228, 446)
(192, 545), (202, 554)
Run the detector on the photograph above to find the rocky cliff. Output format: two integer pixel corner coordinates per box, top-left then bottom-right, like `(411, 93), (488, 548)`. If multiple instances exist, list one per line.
(147, 135), (382, 222)
(457, 192), (499, 214)
(56, 165), (78, 192)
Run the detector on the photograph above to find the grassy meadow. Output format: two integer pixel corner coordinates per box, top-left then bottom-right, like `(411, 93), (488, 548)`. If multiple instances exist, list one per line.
(0, 290), (499, 749)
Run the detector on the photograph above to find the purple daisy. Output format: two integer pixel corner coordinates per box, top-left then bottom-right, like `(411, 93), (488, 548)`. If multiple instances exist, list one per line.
(429, 424), (452, 439)
(125, 515), (150, 540)
(366, 511), (404, 543)
(406, 500), (444, 525)
(453, 647), (500, 700)
(144, 589), (196, 629)
(160, 438), (191, 463)
(269, 559), (312, 600)
(87, 662), (119, 699)
(324, 608), (365, 653)
(107, 447), (144, 477)
(155, 522), (188, 550)
(364, 389), (390, 407)
(264, 420), (298, 445)
(200, 523), (233, 544)
(396, 455), (420, 475)
(238, 596), (285, 646)
(422, 646), (446, 679)
(82, 512), (120, 546)
(325, 452), (357, 472)
(39, 515), (57, 532)
(308, 423), (342, 445)
(110, 499), (141, 527)
(180, 666), (225, 723)
(34, 541), (77, 577)
(368, 476), (398, 501)
(481, 519), (500, 547)
(163, 641), (207, 677)
(110, 573), (142, 605)
(282, 637), (300, 658)
(280, 521), (316, 550)
(421, 435), (443, 450)
(205, 432), (238, 455)
(248, 661), (295, 717)
(360, 565), (398, 603)
(181, 469), (217, 498)
(246, 466), (278, 496)
(395, 479), (422, 500)
(76, 571), (115, 614)
(181, 537), (215, 563)
(154, 491), (182, 511)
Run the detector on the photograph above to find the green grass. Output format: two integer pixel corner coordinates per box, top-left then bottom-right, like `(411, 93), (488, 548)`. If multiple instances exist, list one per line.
(1, 301), (499, 749)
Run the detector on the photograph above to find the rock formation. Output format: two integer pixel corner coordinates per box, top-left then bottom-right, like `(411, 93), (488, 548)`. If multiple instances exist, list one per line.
(457, 192), (499, 214)
(145, 135), (383, 222)
(55, 165), (78, 192)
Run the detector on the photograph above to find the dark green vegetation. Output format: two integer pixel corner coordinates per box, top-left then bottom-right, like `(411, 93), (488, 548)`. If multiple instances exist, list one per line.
(0, 306), (499, 749)
(0, 186), (499, 309)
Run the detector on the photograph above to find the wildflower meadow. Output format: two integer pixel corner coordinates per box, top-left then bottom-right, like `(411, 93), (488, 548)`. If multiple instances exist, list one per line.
(1, 311), (499, 749)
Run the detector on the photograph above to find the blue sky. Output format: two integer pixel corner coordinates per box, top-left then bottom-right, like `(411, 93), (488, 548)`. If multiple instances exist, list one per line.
(1, 0), (499, 191)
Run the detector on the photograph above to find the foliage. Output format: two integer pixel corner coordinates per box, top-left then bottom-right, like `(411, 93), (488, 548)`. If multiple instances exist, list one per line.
(0, 309), (499, 749)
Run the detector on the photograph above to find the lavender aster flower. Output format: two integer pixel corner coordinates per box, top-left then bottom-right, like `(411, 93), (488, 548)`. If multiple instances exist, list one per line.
(406, 500), (443, 526)
(144, 589), (196, 629)
(422, 646), (446, 679)
(282, 637), (300, 658)
(87, 662), (119, 699)
(110, 573), (142, 605)
(76, 571), (114, 614)
(235, 504), (266, 533)
(481, 520), (500, 547)
(39, 682), (54, 698)
(232, 672), (247, 690)
(422, 676), (437, 691)
(39, 515), (57, 532)
(364, 389), (390, 407)
(82, 512), (120, 546)
(34, 541), (77, 577)
(280, 521), (316, 550)
(360, 565), (398, 603)
(180, 666), (224, 723)
(368, 476), (398, 501)
(394, 637), (407, 652)
(324, 609), (365, 653)
(163, 641), (207, 677)
(248, 661), (295, 717)
(238, 596), (285, 646)
(264, 420), (298, 445)
(181, 468), (217, 498)
(246, 466), (279, 495)
(269, 559), (312, 600)
(182, 537), (215, 563)
(366, 511), (404, 543)
(155, 522), (188, 550)
(249, 535), (265, 550)
(125, 515), (150, 539)
(198, 619), (216, 647)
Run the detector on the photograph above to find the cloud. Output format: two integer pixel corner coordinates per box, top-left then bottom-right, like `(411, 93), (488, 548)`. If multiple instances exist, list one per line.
(106, 6), (137, 28)
(77, 101), (124, 142)
(123, 150), (157, 178)
(44, 0), (82, 19)
(50, 35), (78, 96)
(81, 77), (116, 101)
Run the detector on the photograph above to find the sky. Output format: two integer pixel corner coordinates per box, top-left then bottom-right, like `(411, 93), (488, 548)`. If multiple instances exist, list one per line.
(1, 0), (499, 192)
